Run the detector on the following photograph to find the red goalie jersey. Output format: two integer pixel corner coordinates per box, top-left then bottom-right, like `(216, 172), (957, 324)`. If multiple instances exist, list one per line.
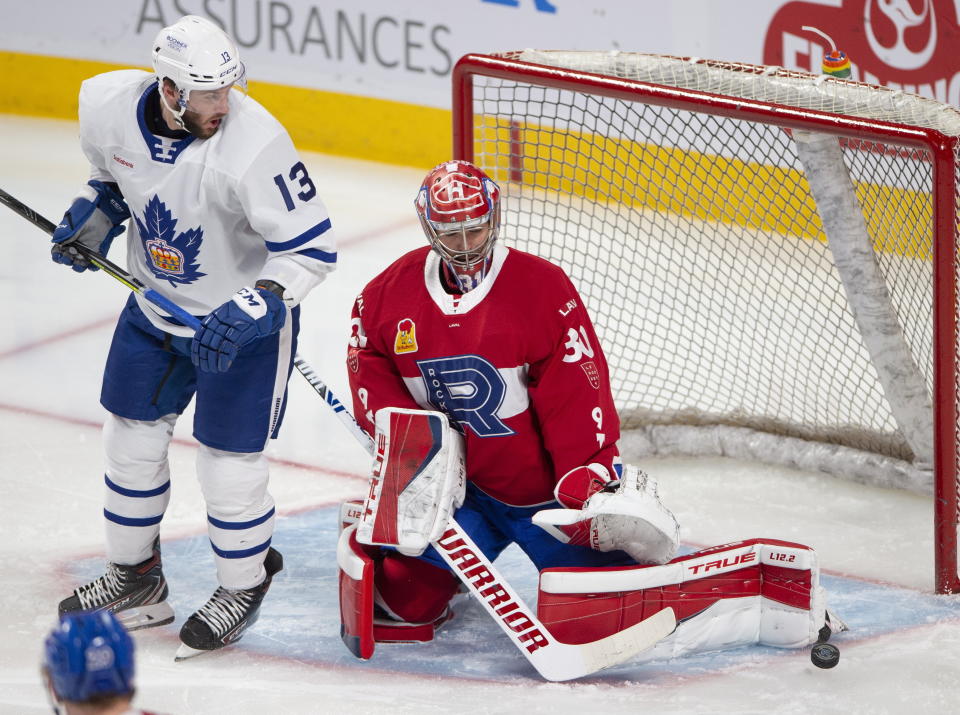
(347, 242), (621, 507)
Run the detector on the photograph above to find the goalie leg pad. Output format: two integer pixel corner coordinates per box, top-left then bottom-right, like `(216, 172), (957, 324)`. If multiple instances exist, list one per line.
(338, 507), (459, 656)
(537, 538), (829, 656)
(340, 498), (364, 530)
(337, 524), (376, 659)
(372, 606), (455, 644)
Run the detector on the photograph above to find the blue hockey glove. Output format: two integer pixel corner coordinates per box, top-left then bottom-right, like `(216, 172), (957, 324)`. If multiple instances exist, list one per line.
(51, 180), (130, 272)
(191, 286), (287, 373)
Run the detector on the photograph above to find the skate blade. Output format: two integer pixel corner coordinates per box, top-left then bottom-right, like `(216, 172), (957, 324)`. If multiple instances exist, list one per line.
(174, 643), (208, 661)
(116, 602), (175, 631)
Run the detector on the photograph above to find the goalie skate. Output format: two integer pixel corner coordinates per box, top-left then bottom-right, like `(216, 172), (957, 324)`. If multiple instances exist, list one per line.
(58, 540), (174, 631)
(175, 547), (283, 661)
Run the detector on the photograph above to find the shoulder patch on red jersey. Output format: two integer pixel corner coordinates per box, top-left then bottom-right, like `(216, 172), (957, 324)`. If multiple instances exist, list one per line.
(394, 318), (418, 354)
(580, 360), (600, 389)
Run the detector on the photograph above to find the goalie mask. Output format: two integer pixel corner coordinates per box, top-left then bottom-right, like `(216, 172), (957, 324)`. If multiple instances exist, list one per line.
(415, 161), (501, 292)
(151, 15), (247, 131)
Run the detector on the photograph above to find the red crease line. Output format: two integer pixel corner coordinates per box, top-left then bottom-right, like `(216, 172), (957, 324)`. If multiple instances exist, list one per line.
(0, 315), (116, 360)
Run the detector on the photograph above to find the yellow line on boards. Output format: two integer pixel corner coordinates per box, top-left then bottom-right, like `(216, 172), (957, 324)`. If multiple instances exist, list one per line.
(0, 50), (449, 169)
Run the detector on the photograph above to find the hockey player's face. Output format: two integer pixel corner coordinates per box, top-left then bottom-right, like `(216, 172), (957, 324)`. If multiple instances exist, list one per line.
(437, 225), (491, 263)
(183, 86), (232, 139)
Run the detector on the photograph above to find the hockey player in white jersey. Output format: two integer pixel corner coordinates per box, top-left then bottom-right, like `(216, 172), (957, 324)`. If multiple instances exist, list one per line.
(51, 15), (336, 659)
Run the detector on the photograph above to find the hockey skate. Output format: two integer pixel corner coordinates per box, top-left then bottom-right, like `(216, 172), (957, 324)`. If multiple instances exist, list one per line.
(58, 539), (174, 631)
(175, 547), (283, 661)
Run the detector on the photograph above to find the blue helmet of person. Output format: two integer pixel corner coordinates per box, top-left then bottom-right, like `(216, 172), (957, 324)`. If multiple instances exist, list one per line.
(43, 611), (134, 703)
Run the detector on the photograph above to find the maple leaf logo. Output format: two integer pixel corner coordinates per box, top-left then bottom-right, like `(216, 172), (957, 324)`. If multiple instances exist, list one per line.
(134, 195), (206, 286)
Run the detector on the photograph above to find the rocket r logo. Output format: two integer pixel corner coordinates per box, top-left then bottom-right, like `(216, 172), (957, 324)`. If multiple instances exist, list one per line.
(416, 355), (515, 437)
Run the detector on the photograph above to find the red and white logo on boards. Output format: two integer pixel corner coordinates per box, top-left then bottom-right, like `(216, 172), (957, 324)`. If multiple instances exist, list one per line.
(763, 0), (960, 105)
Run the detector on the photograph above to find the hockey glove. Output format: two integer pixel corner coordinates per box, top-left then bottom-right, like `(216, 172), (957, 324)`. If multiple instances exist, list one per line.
(51, 180), (130, 272)
(533, 464), (680, 565)
(191, 286), (287, 373)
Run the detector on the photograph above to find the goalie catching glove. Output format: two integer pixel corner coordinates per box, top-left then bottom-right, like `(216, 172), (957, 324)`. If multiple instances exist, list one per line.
(534, 464), (680, 565)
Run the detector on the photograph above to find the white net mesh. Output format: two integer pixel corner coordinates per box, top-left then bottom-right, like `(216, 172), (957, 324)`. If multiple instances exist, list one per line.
(515, 50), (960, 135)
(465, 50), (957, 496)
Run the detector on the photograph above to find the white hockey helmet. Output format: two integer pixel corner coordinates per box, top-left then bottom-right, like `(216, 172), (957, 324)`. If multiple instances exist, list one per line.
(151, 15), (246, 110)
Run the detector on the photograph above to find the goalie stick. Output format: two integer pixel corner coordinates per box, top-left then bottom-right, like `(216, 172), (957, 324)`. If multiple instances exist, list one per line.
(297, 354), (678, 678)
(3, 189), (676, 680)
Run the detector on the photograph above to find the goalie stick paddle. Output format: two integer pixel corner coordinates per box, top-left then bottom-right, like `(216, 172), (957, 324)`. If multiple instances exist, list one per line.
(432, 519), (676, 681)
(4, 188), (677, 680)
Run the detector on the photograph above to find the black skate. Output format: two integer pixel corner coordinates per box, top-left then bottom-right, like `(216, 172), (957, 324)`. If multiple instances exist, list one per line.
(58, 540), (174, 631)
(175, 547), (283, 661)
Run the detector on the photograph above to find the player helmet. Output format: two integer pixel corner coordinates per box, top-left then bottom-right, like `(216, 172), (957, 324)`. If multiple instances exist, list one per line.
(151, 15), (246, 116)
(415, 160), (501, 292)
(43, 611), (134, 704)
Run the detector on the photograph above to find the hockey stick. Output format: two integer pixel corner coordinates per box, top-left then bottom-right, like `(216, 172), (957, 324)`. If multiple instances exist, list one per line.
(292, 356), (374, 453)
(0, 188), (204, 330)
(4, 188), (676, 680)
(0, 188), (352, 416)
(298, 377), (678, 678)
(433, 522), (675, 680)
(340, 415), (675, 681)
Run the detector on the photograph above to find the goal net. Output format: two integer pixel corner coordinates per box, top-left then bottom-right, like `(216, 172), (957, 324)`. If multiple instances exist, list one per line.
(452, 50), (960, 594)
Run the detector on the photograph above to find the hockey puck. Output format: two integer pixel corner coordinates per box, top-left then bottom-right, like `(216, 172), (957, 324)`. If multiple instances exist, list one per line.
(810, 642), (840, 669)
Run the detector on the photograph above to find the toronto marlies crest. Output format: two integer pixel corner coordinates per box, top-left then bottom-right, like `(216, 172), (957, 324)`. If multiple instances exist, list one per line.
(134, 195), (207, 286)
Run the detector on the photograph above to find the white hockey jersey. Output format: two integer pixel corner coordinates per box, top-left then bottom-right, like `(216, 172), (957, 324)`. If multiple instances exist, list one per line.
(77, 70), (336, 335)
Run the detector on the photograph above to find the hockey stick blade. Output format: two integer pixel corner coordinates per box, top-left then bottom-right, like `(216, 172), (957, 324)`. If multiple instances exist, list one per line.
(435, 519), (675, 681)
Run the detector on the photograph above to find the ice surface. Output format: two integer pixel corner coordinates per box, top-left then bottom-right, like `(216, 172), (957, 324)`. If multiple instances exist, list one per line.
(1, 116), (958, 714)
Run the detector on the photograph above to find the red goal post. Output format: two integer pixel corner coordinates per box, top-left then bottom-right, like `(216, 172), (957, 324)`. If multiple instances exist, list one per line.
(451, 50), (960, 594)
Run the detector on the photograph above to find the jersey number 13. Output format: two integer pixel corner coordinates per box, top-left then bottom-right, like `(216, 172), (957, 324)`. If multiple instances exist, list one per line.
(273, 161), (316, 211)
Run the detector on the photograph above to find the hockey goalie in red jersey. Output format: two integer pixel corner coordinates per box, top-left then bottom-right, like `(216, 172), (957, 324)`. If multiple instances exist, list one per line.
(338, 160), (844, 671)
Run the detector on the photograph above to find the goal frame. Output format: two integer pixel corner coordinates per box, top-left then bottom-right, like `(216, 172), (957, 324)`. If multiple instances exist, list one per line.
(451, 51), (960, 594)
